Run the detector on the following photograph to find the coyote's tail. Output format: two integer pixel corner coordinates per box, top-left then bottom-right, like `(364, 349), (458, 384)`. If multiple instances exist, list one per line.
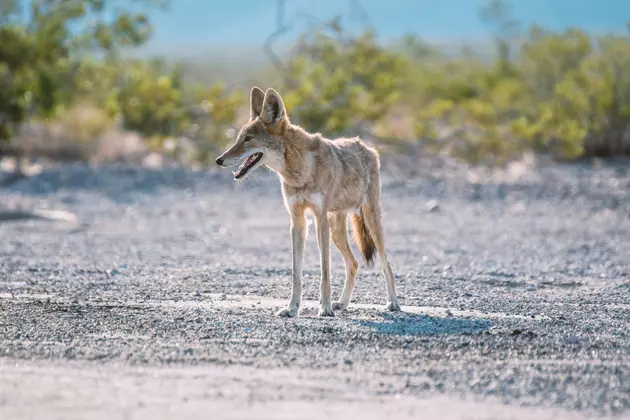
(351, 208), (376, 266)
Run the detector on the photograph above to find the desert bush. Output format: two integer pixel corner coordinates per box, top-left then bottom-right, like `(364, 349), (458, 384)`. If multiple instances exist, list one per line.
(5, 0), (630, 168)
(412, 23), (630, 164)
(54, 105), (114, 145)
(180, 83), (245, 163)
(0, 0), (244, 166)
(0, 0), (163, 152)
(112, 59), (186, 142)
(64, 55), (244, 153)
(277, 23), (407, 136)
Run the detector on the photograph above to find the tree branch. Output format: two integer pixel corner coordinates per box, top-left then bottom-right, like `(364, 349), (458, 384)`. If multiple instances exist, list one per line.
(263, 0), (372, 90)
(263, 0), (291, 84)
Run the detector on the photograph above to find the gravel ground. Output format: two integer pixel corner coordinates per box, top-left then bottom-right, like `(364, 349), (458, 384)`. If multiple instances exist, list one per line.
(0, 158), (629, 419)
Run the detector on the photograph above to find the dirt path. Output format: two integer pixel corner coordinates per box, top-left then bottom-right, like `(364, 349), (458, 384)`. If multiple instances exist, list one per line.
(0, 360), (598, 420)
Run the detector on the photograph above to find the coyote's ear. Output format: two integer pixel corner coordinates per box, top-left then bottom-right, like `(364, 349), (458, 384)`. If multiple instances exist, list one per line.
(260, 88), (286, 125)
(250, 86), (265, 119)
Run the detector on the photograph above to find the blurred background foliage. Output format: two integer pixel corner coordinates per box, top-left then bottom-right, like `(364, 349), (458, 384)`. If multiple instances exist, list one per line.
(2, 0), (630, 169)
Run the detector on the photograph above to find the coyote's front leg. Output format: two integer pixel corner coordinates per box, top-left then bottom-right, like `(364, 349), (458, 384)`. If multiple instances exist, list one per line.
(276, 206), (307, 318)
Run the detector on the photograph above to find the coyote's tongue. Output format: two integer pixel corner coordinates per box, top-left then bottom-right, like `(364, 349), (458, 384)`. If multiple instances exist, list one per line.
(233, 153), (262, 179)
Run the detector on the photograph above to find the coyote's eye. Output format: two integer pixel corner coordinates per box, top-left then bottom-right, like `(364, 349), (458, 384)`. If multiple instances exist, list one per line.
(243, 136), (252, 143)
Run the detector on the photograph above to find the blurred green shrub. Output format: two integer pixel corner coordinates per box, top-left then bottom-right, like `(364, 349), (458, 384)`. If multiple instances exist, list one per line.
(280, 23), (407, 136)
(0, 0), (243, 165)
(4, 0), (630, 167)
(412, 20), (630, 164)
(0, 0), (162, 149)
(92, 58), (244, 161)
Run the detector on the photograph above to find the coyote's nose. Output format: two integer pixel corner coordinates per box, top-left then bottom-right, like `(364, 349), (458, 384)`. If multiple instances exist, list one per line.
(215, 157), (224, 166)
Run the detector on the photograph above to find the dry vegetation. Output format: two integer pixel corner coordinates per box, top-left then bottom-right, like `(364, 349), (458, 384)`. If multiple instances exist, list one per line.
(3, 0), (630, 172)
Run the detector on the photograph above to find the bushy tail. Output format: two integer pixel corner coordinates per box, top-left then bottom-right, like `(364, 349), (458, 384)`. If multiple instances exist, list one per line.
(351, 208), (376, 266)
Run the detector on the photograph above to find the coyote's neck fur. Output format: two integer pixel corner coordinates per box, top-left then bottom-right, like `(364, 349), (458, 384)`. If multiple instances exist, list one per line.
(265, 123), (323, 189)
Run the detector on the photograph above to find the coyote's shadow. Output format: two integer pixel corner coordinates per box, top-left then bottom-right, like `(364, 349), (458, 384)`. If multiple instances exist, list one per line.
(353, 312), (492, 336)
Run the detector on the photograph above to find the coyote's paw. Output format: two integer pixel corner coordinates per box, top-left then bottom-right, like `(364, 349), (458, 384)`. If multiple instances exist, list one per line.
(318, 305), (335, 317)
(276, 307), (299, 318)
(332, 301), (349, 311)
(385, 300), (401, 312)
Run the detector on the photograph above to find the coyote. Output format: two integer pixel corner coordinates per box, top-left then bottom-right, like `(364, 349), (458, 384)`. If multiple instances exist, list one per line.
(215, 87), (400, 317)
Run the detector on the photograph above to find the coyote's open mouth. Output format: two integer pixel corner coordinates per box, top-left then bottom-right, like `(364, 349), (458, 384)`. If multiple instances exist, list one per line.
(233, 152), (263, 179)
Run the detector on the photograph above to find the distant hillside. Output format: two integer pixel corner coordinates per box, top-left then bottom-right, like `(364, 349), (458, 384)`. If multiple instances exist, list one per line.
(131, 37), (499, 87)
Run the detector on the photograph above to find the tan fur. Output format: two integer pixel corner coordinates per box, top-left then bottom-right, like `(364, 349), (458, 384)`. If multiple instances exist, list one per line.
(351, 209), (376, 266)
(215, 87), (401, 317)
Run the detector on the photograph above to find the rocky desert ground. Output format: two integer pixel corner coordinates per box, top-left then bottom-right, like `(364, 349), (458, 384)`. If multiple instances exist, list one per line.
(1, 157), (629, 419)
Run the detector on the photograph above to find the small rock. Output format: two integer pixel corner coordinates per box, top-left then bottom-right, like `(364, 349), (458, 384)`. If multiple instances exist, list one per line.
(565, 335), (580, 345)
(510, 201), (526, 214)
(344, 359), (353, 366)
(426, 200), (440, 213)
(405, 375), (433, 391)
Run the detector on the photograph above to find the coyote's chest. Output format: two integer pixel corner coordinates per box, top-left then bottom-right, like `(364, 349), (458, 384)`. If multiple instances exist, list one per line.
(283, 189), (325, 212)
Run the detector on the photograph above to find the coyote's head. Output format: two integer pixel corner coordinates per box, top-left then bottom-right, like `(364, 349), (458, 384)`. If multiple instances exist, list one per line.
(215, 87), (289, 180)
